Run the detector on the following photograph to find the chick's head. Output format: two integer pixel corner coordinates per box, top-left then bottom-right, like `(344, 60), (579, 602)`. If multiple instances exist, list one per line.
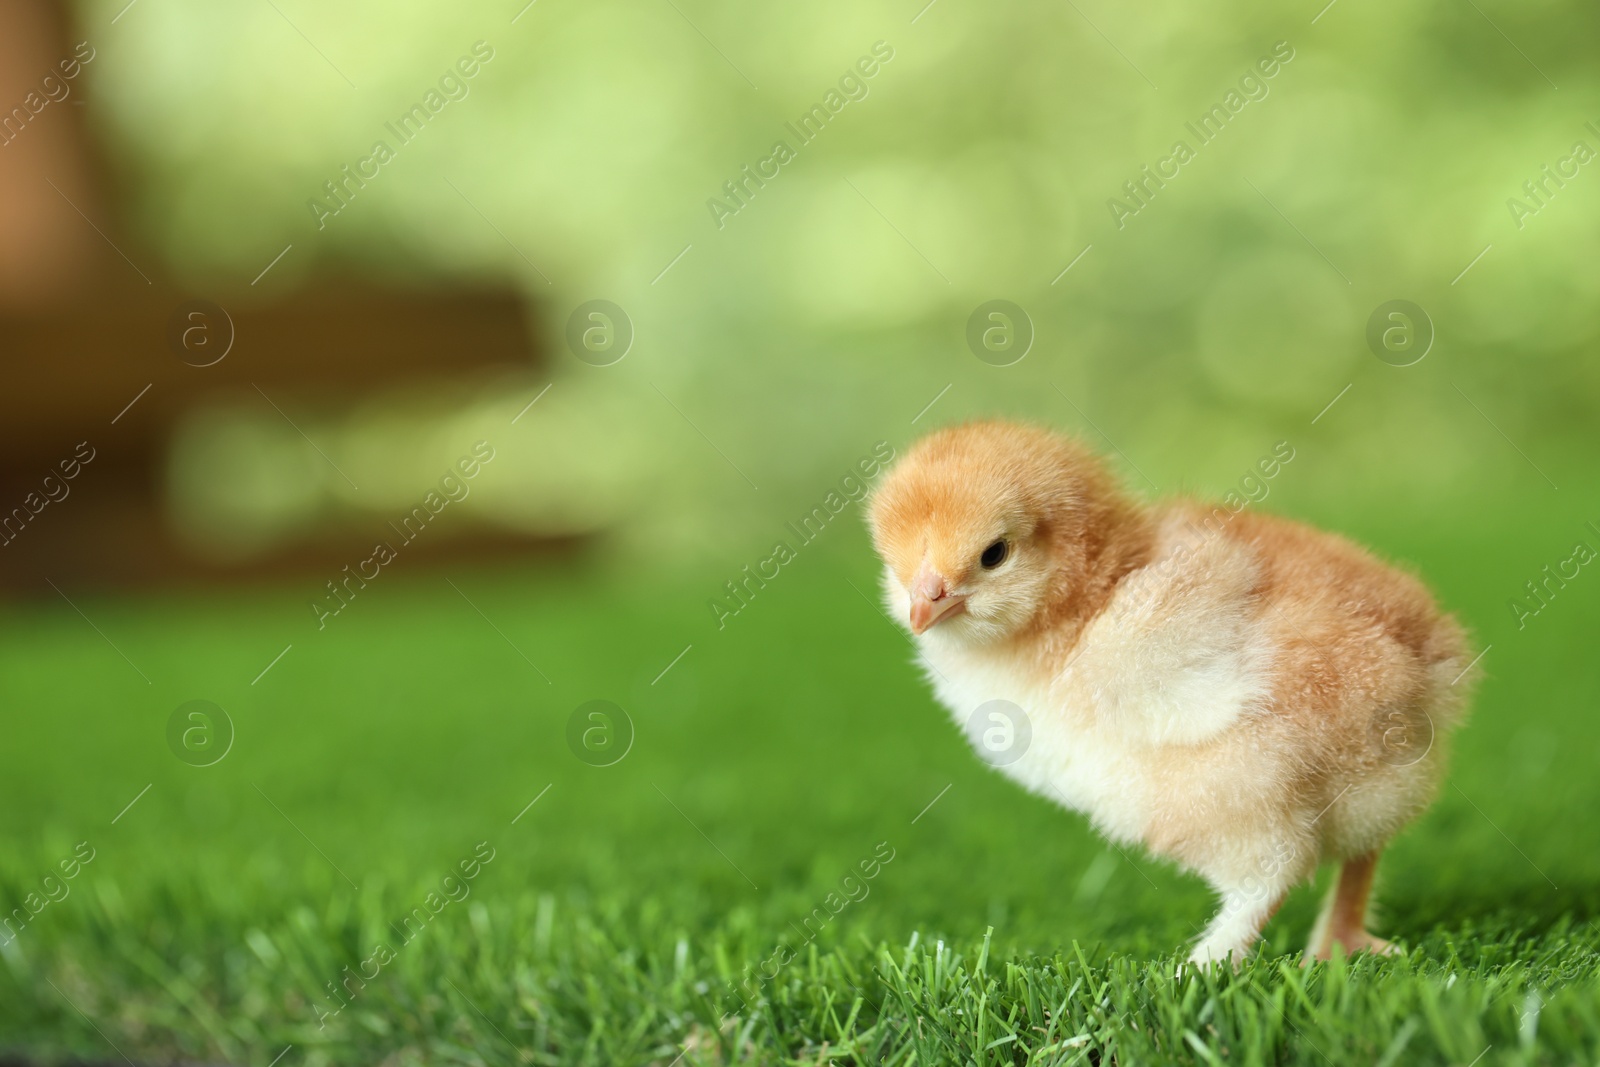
(869, 420), (1139, 645)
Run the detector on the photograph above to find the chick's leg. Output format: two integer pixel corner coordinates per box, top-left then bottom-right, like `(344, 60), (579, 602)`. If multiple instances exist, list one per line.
(1188, 884), (1287, 968)
(1304, 850), (1397, 962)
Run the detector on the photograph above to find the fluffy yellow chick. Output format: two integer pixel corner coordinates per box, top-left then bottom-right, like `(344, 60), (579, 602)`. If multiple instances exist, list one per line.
(868, 420), (1476, 966)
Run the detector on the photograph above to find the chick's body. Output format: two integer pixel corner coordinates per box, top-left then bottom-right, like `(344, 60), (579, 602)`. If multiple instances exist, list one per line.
(869, 421), (1475, 964)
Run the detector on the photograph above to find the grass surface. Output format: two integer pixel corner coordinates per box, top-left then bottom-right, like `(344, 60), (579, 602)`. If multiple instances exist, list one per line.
(2, 476), (1598, 1066)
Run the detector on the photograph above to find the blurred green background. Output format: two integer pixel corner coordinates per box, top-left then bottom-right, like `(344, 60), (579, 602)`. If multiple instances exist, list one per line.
(78, 0), (1600, 559)
(2, 0), (1599, 1062)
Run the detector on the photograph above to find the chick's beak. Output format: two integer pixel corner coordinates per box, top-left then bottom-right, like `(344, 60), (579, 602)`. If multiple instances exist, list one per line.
(908, 561), (966, 635)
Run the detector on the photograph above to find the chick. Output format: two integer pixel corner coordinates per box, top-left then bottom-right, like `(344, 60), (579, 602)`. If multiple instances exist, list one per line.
(867, 420), (1476, 966)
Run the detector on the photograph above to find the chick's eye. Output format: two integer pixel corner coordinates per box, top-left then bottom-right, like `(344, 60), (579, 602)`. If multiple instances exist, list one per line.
(980, 540), (1008, 569)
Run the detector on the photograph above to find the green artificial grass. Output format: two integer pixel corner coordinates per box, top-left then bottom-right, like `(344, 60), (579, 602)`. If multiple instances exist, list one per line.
(1, 481), (1598, 1065)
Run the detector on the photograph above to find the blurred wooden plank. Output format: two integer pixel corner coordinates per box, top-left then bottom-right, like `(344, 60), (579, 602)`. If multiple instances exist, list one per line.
(0, 282), (538, 470)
